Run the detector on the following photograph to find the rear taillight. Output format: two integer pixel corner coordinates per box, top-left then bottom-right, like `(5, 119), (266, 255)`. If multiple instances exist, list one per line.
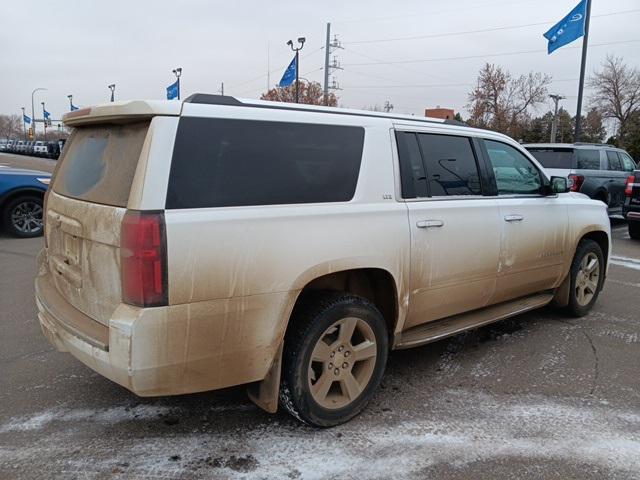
(625, 175), (636, 197)
(568, 174), (584, 192)
(121, 210), (168, 307)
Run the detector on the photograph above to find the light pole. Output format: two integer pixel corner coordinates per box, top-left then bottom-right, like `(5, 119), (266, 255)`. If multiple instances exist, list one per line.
(286, 37), (305, 103)
(172, 68), (182, 100)
(549, 94), (566, 143)
(31, 87), (46, 138)
(21, 107), (27, 141)
(67, 94), (73, 111)
(108, 84), (116, 102)
(41, 102), (48, 141)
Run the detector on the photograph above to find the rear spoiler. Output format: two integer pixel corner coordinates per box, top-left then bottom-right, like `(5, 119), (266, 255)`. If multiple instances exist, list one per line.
(63, 100), (182, 127)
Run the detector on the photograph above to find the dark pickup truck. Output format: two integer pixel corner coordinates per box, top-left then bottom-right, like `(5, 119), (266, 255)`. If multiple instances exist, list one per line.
(623, 170), (640, 239)
(524, 143), (637, 216)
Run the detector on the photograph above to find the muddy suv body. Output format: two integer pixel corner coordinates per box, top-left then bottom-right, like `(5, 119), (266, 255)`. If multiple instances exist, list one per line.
(36, 96), (610, 426)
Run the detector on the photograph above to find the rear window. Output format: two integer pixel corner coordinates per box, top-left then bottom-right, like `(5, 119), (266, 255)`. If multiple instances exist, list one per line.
(576, 149), (601, 170)
(526, 148), (574, 169)
(166, 117), (364, 209)
(52, 122), (149, 207)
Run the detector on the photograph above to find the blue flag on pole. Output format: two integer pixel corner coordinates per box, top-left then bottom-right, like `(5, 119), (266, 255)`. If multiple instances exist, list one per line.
(543, 0), (588, 54)
(166, 81), (179, 100)
(278, 55), (297, 87)
(43, 109), (51, 119)
(23, 114), (31, 124)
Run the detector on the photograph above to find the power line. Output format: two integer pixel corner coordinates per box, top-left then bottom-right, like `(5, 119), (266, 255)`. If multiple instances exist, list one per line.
(342, 39), (640, 67)
(344, 9), (640, 45)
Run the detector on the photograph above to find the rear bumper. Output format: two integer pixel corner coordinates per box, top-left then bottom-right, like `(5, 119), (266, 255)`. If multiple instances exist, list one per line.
(35, 251), (295, 397)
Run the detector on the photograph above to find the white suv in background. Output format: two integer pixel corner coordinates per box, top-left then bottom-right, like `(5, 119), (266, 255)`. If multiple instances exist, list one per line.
(36, 96), (610, 427)
(33, 141), (48, 155)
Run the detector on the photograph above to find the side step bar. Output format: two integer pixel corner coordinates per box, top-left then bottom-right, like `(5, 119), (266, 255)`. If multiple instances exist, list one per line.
(394, 291), (554, 350)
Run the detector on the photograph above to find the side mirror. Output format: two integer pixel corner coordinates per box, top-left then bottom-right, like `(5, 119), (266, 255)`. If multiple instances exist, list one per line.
(550, 176), (569, 194)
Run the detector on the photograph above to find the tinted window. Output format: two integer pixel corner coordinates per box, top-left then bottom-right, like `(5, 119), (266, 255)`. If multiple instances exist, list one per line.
(52, 122), (149, 207)
(606, 151), (623, 171)
(526, 148), (574, 169)
(576, 149), (601, 170)
(416, 134), (482, 196)
(396, 131), (427, 198)
(167, 118), (364, 208)
(620, 152), (637, 172)
(485, 140), (542, 195)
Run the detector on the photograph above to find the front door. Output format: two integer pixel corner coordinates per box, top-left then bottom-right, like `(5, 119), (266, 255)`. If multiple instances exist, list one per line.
(395, 130), (501, 329)
(481, 139), (568, 304)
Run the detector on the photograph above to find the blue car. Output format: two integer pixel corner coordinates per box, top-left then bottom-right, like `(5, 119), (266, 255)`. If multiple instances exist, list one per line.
(0, 167), (51, 237)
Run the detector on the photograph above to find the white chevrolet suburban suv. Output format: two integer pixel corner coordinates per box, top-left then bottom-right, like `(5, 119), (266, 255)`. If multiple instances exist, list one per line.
(36, 95), (610, 427)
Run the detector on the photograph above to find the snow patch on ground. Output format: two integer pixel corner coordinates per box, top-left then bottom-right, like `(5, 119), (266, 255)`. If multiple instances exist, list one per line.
(1, 390), (639, 479)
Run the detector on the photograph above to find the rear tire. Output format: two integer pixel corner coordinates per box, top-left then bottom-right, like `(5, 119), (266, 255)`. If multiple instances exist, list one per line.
(2, 195), (44, 238)
(280, 292), (388, 427)
(566, 239), (604, 317)
(629, 220), (640, 240)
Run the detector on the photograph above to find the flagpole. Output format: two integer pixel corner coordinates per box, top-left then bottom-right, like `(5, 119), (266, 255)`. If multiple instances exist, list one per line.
(21, 107), (27, 141)
(574, 0), (591, 142)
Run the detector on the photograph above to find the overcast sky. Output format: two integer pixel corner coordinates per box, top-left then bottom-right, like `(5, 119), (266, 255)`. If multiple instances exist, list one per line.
(3, 0), (639, 122)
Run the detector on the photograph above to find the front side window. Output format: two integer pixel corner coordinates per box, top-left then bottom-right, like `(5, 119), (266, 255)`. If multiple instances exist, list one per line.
(416, 133), (482, 196)
(485, 140), (543, 195)
(606, 151), (623, 171)
(166, 118), (364, 209)
(576, 149), (601, 170)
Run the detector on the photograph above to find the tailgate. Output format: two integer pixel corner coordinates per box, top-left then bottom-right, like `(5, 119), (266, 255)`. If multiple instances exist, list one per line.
(45, 121), (149, 326)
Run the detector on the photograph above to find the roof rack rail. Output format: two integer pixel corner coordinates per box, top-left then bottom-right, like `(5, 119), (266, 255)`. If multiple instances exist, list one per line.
(573, 142), (611, 147)
(183, 93), (466, 127)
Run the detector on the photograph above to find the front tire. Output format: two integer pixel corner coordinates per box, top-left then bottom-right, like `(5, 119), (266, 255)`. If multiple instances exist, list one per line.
(280, 292), (388, 427)
(629, 220), (640, 240)
(566, 239), (604, 317)
(2, 195), (44, 238)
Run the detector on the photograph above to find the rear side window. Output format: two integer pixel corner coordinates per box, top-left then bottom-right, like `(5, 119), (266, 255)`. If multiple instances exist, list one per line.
(526, 148), (574, 169)
(417, 133), (482, 196)
(576, 149), (601, 170)
(485, 140), (542, 195)
(606, 151), (623, 171)
(53, 122), (149, 207)
(166, 118), (364, 208)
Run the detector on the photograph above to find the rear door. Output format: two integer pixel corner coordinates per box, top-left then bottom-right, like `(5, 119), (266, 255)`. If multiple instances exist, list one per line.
(481, 139), (568, 303)
(397, 130), (501, 329)
(45, 121), (150, 325)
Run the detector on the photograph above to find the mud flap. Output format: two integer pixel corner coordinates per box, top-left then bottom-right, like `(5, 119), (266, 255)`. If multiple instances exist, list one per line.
(551, 273), (570, 308)
(247, 342), (283, 413)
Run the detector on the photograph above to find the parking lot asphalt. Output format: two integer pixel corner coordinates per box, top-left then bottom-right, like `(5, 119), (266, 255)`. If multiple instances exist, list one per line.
(1, 154), (639, 479)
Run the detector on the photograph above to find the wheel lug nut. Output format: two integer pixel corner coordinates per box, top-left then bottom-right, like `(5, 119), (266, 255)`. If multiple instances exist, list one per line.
(330, 352), (335, 358)
(342, 362), (348, 369)
(344, 351), (350, 357)
(338, 346), (344, 352)
(328, 363), (333, 369)
(334, 368), (340, 375)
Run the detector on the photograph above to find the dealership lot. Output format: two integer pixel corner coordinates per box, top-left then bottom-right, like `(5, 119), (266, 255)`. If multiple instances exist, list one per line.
(1, 153), (639, 479)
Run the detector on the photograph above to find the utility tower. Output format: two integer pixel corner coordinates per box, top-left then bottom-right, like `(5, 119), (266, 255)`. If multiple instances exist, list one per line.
(549, 94), (566, 143)
(323, 24), (343, 105)
(383, 101), (394, 113)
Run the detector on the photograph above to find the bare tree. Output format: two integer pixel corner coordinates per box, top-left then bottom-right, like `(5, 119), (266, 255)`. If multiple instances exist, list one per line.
(466, 63), (551, 139)
(0, 114), (23, 140)
(588, 55), (640, 146)
(261, 80), (338, 106)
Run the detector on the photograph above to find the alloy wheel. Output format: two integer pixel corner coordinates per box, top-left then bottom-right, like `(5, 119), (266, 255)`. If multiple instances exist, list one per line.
(575, 252), (600, 306)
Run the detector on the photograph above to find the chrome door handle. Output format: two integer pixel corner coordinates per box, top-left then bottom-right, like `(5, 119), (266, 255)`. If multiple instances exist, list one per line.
(504, 214), (524, 222)
(417, 219), (444, 228)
